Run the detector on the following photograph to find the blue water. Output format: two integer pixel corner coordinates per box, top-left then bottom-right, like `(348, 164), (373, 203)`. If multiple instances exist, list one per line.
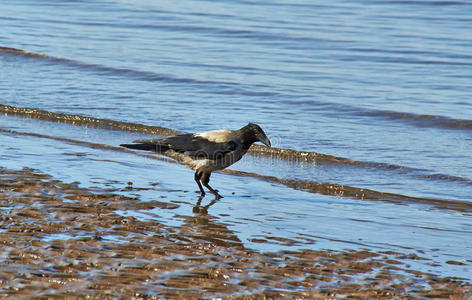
(1, 0), (472, 280)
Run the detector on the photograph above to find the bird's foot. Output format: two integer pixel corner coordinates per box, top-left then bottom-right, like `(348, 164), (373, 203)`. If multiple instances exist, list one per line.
(195, 188), (220, 199)
(211, 191), (223, 199)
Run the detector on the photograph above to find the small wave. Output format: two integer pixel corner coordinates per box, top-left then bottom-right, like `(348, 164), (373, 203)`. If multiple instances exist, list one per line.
(2, 104), (472, 187)
(299, 99), (472, 132)
(0, 127), (175, 164)
(372, 0), (469, 6)
(0, 46), (67, 61)
(286, 100), (472, 132)
(420, 173), (472, 184)
(0, 104), (180, 136)
(225, 169), (472, 213)
(249, 144), (472, 185)
(348, 47), (472, 61)
(340, 54), (472, 66)
(361, 110), (472, 131)
(0, 46), (279, 97)
(0, 46), (214, 84)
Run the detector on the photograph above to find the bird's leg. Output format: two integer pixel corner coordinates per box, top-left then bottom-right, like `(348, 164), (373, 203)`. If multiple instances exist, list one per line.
(194, 171), (205, 196)
(201, 172), (222, 199)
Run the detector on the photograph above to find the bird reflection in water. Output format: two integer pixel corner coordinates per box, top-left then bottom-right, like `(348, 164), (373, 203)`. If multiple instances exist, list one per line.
(193, 195), (219, 214)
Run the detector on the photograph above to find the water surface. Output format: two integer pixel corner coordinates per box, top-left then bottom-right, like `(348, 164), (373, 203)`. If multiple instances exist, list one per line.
(1, 0), (471, 282)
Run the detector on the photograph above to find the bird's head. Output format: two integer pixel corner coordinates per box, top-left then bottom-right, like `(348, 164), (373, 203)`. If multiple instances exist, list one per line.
(241, 123), (271, 147)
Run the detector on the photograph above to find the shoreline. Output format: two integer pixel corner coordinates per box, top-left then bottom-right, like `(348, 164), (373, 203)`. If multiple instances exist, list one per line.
(1, 167), (470, 298)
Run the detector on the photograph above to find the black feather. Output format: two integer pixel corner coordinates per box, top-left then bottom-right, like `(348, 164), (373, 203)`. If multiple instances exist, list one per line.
(122, 134), (238, 160)
(120, 143), (161, 151)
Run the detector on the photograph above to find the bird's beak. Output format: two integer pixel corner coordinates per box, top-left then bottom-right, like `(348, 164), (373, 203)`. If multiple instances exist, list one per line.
(257, 133), (271, 147)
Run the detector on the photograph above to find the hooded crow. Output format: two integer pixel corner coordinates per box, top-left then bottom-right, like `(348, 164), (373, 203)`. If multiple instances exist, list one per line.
(121, 123), (271, 198)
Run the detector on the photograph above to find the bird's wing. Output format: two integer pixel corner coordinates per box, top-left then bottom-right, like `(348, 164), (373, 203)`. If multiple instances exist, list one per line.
(132, 133), (239, 159)
(183, 140), (240, 160)
(133, 134), (194, 152)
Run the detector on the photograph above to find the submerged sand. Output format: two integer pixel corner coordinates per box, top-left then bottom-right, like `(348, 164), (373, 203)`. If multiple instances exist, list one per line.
(0, 168), (470, 299)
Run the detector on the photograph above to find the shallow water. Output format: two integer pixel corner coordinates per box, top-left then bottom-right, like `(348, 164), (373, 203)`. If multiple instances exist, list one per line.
(1, 0), (472, 286)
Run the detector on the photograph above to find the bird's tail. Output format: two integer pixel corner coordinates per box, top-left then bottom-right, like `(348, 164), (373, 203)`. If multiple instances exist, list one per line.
(120, 143), (158, 151)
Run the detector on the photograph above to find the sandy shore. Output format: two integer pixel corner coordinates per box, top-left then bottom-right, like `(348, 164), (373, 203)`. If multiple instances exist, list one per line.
(0, 168), (470, 299)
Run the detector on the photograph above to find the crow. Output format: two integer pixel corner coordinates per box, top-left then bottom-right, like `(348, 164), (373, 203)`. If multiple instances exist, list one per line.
(121, 123), (271, 198)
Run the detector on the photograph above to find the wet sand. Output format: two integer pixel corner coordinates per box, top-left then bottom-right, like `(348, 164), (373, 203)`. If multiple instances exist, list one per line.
(1, 168), (470, 299)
